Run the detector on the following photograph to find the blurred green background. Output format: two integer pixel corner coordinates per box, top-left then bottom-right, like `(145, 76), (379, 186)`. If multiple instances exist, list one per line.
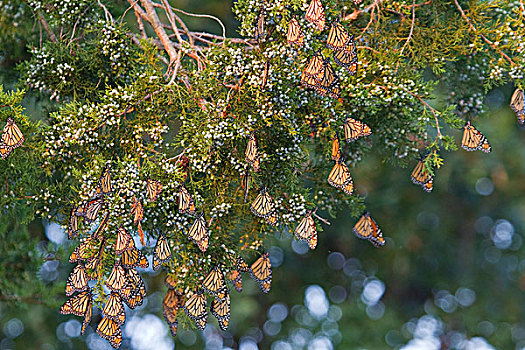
(2, 1), (525, 349)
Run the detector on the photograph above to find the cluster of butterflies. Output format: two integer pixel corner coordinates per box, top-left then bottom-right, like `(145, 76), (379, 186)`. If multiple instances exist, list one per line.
(327, 118), (385, 247)
(245, 132), (326, 249)
(0, 117), (24, 159)
(298, 0), (359, 98)
(171, 253), (272, 333)
(253, 0), (358, 98)
(61, 165), (278, 347)
(61, 166), (169, 348)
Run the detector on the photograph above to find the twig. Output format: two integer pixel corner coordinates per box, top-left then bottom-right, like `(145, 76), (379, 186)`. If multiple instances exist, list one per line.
(121, 0), (139, 25)
(171, 8), (226, 42)
(166, 149), (187, 161)
(344, 0), (381, 21)
(37, 12), (56, 42)
(97, 0), (114, 22)
(404, 89), (442, 138)
(357, 45), (381, 54)
(312, 208), (331, 225)
(168, 50), (183, 85)
(453, 0), (515, 66)
(396, 0), (416, 71)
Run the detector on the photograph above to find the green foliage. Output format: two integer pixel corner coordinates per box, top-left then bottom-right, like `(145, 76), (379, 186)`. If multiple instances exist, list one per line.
(1, 0), (525, 348)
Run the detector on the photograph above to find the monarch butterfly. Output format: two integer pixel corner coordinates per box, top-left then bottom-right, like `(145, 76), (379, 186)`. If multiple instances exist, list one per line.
(331, 134), (341, 161)
(226, 269), (243, 292)
(60, 289), (92, 317)
(211, 293), (231, 331)
(131, 196), (143, 225)
(0, 143), (10, 159)
(118, 276), (134, 302)
(411, 158), (434, 193)
(124, 268), (146, 308)
(183, 291), (208, 330)
(65, 264), (89, 296)
(254, 8), (265, 41)
(510, 88), (524, 124)
(250, 253), (272, 293)
(241, 167), (250, 202)
(261, 60), (269, 89)
(165, 274), (178, 289)
(301, 52), (324, 89)
(146, 178), (163, 201)
(103, 292), (126, 325)
(153, 234), (171, 270)
(327, 22), (350, 51)
(106, 263), (127, 292)
(78, 197), (104, 223)
(202, 266), (227, 300)
(59, 289), (93, 336)
(127, 267), (146, 296)
(353, 212), (385, 247)
(121, 248), (149, 269)
(333, 35), (358, 75)
(114, 226), (135, 255)
(327, 158), (353, 194)
(236, 256), (250, 272)
(178, 185), (196, 215)
(251, 187), (276, 219)
(316, 58), (340, 98)
(305, 0), (325, 31)
(461, 121), (491, 153)
(188, 213), (210, 252)
(343, 117), (372, 142)
(68, 206), (79, 239)
(245, 133), (261, 172)
(123, 268), (146, 300)
(294, 213), (316, 245)
(124, 291), (144, 310)
(92, 211), (110, 239)
(163, 289), (183, 337)
(287, 17), (304, 46)
(1, 117), (24, 150)
(96, 317), (122, 349)
(69, 236), (98, 263)
(96, 165), (112, 196)
(309, 231), (318, 249)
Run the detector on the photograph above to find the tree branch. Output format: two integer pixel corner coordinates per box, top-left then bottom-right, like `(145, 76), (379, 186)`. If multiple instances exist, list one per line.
(140, 0), (179, 62)
(396, 0), (416, 71)
(37, 12), (56, 42)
